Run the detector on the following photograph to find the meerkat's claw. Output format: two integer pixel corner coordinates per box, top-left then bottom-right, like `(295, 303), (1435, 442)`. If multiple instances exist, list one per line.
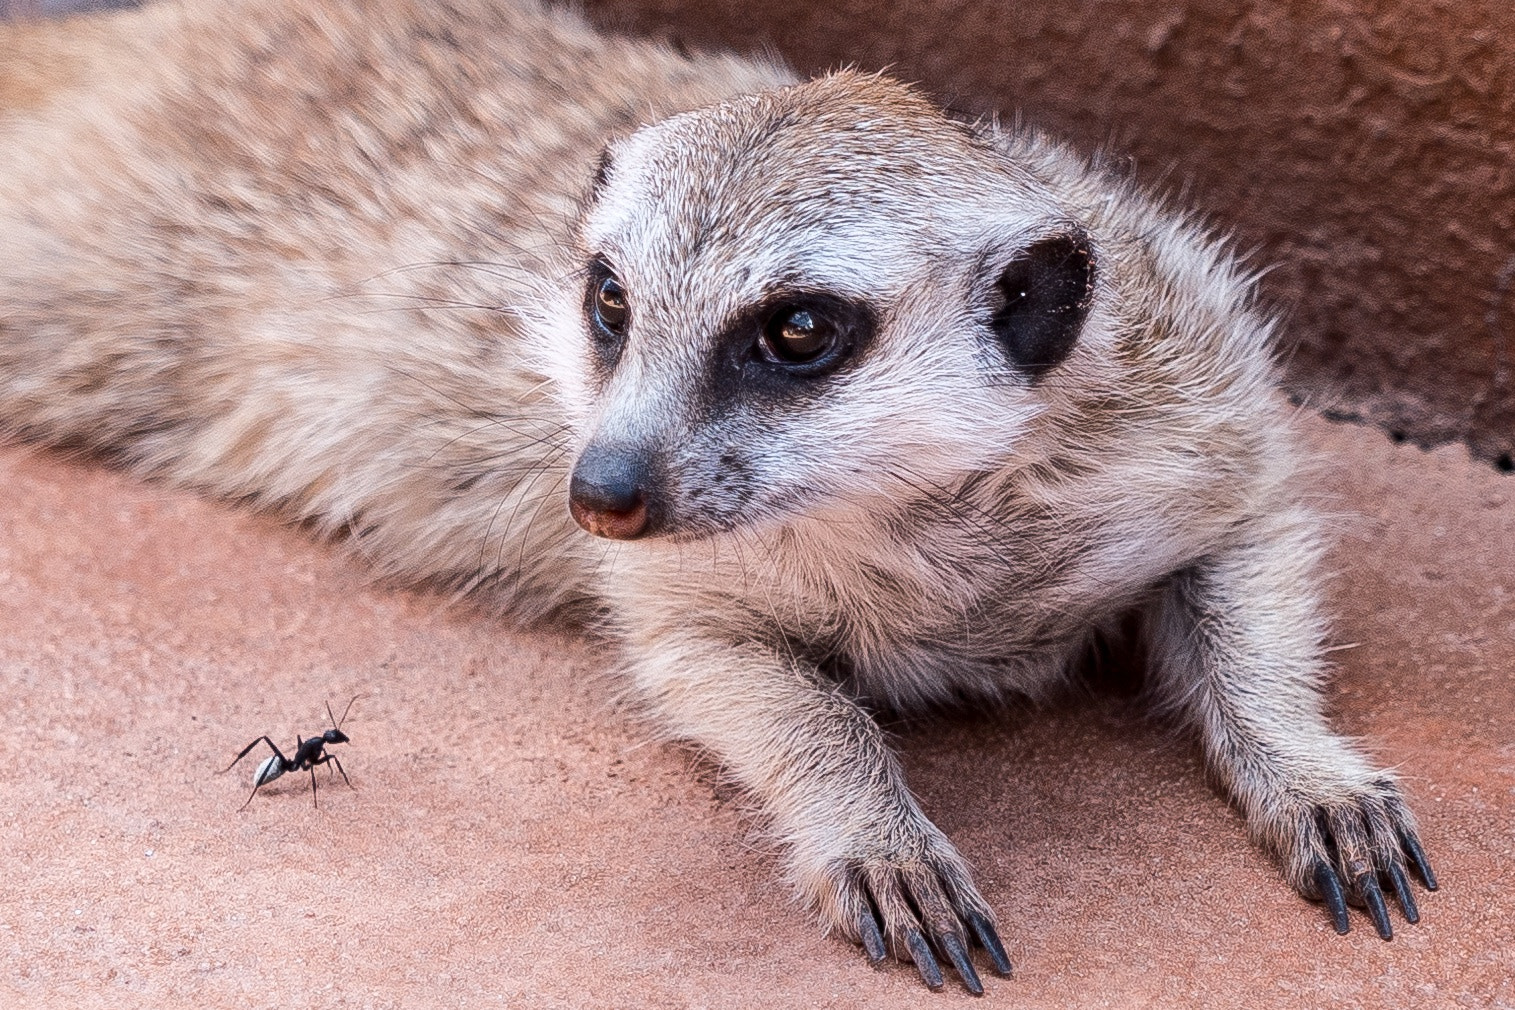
(1356, 872), (1393, 940)
(1386, 864), (1419, 924)
(1400, 829), (1438, 891)
(1313, 860), (1351, 934)
(937, 931), (984, 996)
(903, 928), (947, 991)
(964, 910), (1013, 977)
(857, 909), (888, 964)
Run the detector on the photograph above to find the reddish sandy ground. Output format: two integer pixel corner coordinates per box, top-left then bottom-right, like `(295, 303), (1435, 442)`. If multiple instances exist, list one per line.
(2, 413), (1511, 1008)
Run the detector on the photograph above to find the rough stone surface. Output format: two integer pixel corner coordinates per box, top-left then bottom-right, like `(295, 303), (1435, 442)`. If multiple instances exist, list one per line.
(2, 413), (1511, 1008)
(582, 0), (1515, 470)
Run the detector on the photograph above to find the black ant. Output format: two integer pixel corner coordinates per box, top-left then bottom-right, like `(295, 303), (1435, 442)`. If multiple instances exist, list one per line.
(222, 696), (360, 810)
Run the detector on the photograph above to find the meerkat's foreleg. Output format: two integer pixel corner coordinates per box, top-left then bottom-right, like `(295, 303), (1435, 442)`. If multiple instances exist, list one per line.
(1147, 509), (1436, 938)
(625, 631), (1012, 993)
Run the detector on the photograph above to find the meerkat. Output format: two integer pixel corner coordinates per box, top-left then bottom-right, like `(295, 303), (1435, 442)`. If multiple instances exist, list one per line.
(0, 0), (1436, 994)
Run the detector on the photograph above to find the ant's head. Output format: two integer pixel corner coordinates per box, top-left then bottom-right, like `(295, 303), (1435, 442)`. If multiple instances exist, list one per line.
(324, 695), (362, 742)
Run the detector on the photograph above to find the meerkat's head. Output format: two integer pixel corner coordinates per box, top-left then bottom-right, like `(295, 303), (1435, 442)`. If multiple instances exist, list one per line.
(549, 72), (1103, 542)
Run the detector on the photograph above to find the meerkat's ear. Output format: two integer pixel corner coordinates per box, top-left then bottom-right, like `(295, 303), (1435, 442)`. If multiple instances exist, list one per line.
(989, 230), (1096, 379)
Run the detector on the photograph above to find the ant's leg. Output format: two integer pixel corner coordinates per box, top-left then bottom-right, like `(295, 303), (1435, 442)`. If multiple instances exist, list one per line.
(310, 753), (354, 790)
(221, 736), (285, 774)
(237, 779), (266, 812)
(309, 766), (320, 809)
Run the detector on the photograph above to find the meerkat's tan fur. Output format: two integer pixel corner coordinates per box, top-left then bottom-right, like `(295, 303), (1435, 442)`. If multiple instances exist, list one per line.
(0, 0), (1432, 991)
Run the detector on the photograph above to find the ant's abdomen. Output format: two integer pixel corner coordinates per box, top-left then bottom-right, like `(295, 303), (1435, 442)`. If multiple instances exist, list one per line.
(254, 755), (286, 788)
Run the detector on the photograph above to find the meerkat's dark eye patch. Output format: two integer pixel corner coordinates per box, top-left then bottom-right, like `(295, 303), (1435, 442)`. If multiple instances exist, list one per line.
(990, 231), (1096, 379)
(585, 258), (630, 358)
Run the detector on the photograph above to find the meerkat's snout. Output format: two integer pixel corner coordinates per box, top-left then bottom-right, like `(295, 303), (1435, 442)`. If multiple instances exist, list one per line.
(568, 443), (657, 539)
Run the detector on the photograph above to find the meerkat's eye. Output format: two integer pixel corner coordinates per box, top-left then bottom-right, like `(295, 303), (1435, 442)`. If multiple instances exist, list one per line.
(585, 261), (630, 354)
(758, 305), (840, 365)
(593, 275), (629, 332)
(740, 295), (873, 381)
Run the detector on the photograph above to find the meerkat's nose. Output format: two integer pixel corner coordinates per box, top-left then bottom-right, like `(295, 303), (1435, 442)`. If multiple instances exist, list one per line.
(568, 444), (653, 539)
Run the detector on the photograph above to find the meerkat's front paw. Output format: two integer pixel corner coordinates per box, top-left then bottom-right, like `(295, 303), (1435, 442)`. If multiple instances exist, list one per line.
(806, 833), (1011, 995)
(1274, 778), (1437, 940)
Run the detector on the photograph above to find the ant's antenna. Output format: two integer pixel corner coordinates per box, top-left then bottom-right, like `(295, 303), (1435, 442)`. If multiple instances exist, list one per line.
(329, 694), (363, 731)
